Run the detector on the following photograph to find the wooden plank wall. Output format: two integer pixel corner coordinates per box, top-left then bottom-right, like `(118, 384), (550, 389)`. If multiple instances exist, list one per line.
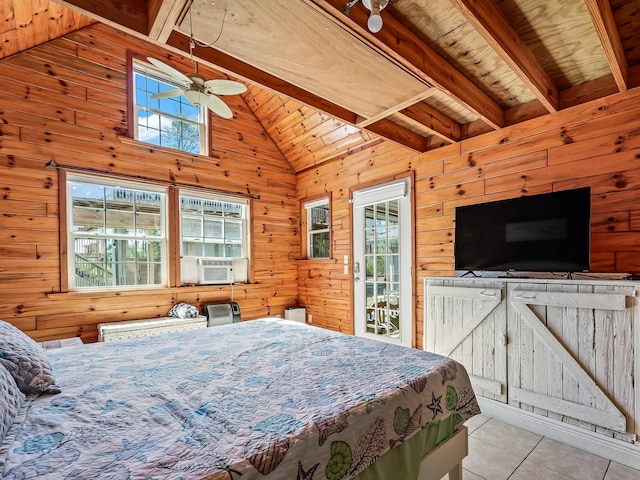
(296, 86), (640, 349)
(0, 24), (298, 342)
(0, 0), (94, 60)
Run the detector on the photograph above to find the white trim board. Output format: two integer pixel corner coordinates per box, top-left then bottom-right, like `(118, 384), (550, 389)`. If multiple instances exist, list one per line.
(477, 397), (640, 470)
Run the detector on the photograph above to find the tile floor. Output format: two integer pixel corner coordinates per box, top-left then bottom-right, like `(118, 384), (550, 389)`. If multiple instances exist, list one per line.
(440, 415), (640, 480)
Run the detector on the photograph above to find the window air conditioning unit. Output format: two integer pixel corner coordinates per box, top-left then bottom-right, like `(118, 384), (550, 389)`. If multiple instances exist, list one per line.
(181, 257), (248, 285)
(198, 258), (233, 284)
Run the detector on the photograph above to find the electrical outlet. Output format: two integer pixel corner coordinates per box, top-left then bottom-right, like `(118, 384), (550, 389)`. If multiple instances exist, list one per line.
(308, 314), (312, 324)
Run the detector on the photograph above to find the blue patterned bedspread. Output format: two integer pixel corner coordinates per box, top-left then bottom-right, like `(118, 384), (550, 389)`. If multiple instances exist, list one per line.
(0, 319), (480, 479)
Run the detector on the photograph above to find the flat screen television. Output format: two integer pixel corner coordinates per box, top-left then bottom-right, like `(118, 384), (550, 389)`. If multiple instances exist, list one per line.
(454, 187), (591, 273)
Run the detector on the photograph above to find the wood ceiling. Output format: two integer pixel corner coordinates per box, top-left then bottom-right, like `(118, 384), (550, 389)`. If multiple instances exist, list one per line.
(4, 0), (640, 168)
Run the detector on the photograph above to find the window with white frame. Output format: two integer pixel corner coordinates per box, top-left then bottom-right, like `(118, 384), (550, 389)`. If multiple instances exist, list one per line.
(305, 198), (330, 258)
(132, 60), (207, 154)
(67, 174), (167, 290)
(66, 174), (253, 290)
(180, 192), (248, 259)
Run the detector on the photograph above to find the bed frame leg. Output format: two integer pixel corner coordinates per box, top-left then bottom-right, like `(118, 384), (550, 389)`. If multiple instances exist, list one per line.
(448, 463), (462, 480)
(417, 425), (468, 480)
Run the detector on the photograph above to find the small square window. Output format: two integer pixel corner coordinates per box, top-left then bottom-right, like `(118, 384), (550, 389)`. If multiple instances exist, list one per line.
(132, 60), (207, 155)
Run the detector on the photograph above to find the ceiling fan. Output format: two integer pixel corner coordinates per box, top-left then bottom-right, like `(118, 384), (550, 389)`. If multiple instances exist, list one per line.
(147, 57), (247, 119)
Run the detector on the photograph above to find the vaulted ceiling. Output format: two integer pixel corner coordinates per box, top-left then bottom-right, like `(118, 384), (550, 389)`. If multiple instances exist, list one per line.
(4, 0), (640, 172)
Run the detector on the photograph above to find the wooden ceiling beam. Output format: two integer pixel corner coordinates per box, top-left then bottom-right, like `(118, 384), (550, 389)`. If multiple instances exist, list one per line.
(560, 74), (619, 109)
(450, 0), (559, 113)
(147, 0), (189, 43)
(355, 89), (437, 128)
(51, 0), (149, 37)
(365, 118), (428, 153)
(584, 0), (628, 92)
(399, 102), (462, 144)
(308, 0), (504, 130)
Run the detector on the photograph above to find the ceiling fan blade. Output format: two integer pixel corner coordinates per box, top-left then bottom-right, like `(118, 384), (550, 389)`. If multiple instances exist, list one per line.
(204, 94), (234, 119)
(203, 79), (247, 95)
(150, 88), (185, 99)
(184, 90), (233, 119)
(147, 57), (192, 85)
(184, 89), (205, 106)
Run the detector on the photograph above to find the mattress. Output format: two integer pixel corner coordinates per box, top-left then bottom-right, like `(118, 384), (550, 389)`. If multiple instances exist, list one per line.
(0, 318), (480, 479)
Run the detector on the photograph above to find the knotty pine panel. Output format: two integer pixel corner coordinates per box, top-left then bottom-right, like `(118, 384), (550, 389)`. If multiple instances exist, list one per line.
(420, 151), (548, 192)
(5, 50), (127, 98)
(485, 151), (640, 195)
(591, 211), (631, 233)
(0, 245), (39, 259)
(0, 63), (88, 99)
(616, 252), (640, 273)
(0, 215), (57, 231)
(8, 317), (37, 332)
(0, 111), (95, 142)
(75, 111), (127, 135)
(447, 129), (561, 173)
(297, 86), (640, 349)
(417, 214), (455, 231)
(439, 185), (553, 216)
(0, 123), (20, 141)
(592, 189), (640, 214)
(554, 169), (640, 195)
(416, 242), (454, 258)
(75, 24), (145, 57)
(416, 203), (444, 218)
(547, 130), (640, 166)
(0, 24), (297, 343)
(0, 91), (76, 123)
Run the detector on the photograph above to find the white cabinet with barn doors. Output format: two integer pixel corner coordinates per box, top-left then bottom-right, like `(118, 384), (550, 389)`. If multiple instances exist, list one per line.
(424, 277), (640, 470)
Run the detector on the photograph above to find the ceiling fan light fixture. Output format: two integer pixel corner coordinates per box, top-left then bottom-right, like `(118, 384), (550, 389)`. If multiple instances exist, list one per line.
(147, 57), (245, 119)
(362, 0), (389, 33)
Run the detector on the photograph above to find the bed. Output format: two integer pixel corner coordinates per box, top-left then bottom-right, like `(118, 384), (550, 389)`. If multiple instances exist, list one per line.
(0, 318), (480, 479)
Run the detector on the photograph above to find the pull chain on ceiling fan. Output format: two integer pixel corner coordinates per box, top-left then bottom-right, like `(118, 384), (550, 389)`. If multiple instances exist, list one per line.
(148, 4), (246, 119)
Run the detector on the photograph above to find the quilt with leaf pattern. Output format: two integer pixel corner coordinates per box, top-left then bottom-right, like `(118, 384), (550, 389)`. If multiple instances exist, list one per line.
(0, 318), (480, 479)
